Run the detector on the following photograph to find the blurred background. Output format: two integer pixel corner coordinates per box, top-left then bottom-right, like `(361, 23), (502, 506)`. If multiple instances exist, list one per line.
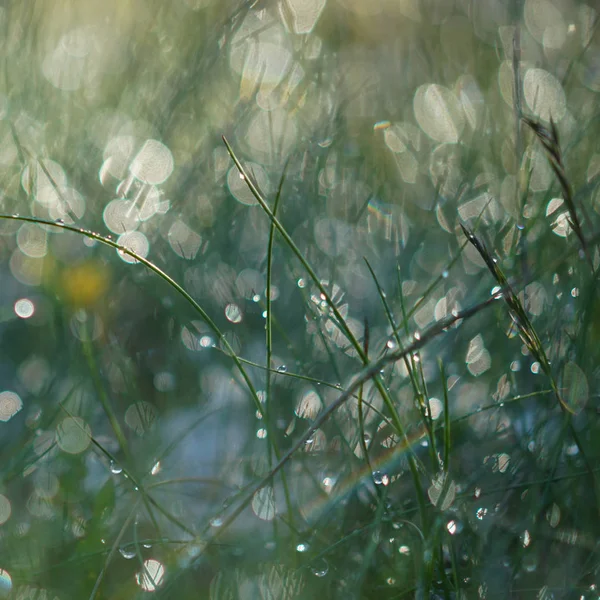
(0, 0), (598, 597)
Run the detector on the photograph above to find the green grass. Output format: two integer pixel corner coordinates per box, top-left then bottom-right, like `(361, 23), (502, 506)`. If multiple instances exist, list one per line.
(0, 2), (599, 599)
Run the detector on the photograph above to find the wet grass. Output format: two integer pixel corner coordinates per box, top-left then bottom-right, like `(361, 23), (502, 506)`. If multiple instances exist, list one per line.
(0, 4), (599, 600)
(2, 107), (598, 597)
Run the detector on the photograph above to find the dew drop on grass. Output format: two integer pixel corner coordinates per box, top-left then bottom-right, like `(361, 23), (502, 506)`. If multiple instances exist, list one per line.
(119, 547), (136, 559)
(109, 461), (123, 474)
(373, 471), (390, 486)
(311, 558), (329, 577)
(442, 270), (449, 278)
(276, 365), (287, 373)
(296, 542), (309, 553)
(210, 517), (223, 528)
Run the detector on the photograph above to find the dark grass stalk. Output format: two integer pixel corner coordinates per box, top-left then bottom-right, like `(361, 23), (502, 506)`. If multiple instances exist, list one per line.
(522, 116), (593, 268)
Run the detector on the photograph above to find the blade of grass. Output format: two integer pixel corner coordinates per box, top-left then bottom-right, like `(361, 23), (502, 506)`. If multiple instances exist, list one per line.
(522, 116), (592, 267)
(222, 136), (428, 529)
(190, 294), (500, 550)
(0, 213), (276, 441)
(264, 159), (296, 550)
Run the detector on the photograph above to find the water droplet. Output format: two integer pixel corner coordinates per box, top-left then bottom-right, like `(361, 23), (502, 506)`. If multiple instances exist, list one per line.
(276, 365), (287, 373)
(110, 461), (123, 474)
(373, 471), (390, 486)
(297, 278), (306, 288)
(296, 542), (310, 553)
(311, 558), (329, 577)
(210, 517), (224, 528)
(441, 270), (449, 278)
(55, 218), (65, 226)
(119, 546), (136, 559)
